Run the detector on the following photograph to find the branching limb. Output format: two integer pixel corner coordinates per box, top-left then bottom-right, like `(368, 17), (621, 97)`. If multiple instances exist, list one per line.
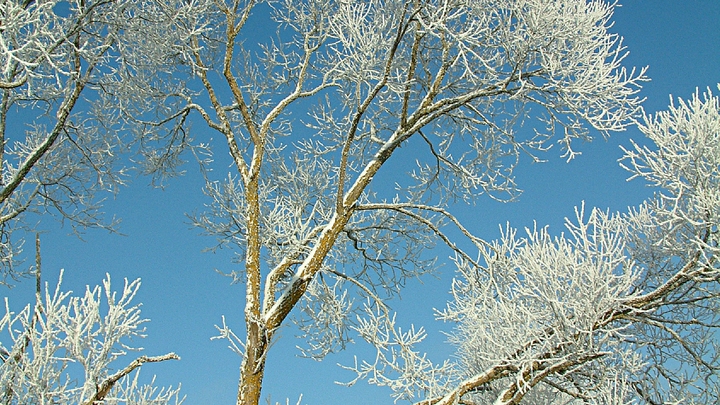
(327, 268), (391, 315)
(221, 1), (261, 147)
(0, 81), (84, 205)
(414, 364), (515, 405)
(81, 353), (181, 405)
(336, 1), (414, 214)
(0, 75), (27, 89)
(189, 34), (250, 181)
(627, 314), (719, 372)
(356, 202), (491, 269)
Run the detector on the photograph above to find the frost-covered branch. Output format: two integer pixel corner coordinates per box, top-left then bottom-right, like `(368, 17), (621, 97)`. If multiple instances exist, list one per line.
(0, 271), (181, 404)
(0, 0), (185, 281)
(81, 353), (181, 405)
(357, 202), (490, 269)
(355, 86), (720, 404)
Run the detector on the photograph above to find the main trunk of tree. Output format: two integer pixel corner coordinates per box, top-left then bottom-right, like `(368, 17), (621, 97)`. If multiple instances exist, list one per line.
(236, 330), (267, 405)
(238, 170), (266, 405)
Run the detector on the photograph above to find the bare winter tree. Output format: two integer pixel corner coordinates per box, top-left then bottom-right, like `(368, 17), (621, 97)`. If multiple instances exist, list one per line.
(354, 86), (719, 405)
(0, 237), (182, 404)
(111, 0), (650, 404)
(0, 0), (131, 281)
(0, 0), (184, 402)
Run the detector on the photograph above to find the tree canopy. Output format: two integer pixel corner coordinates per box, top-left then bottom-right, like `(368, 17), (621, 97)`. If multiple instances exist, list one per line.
(0, 0), (718, 404)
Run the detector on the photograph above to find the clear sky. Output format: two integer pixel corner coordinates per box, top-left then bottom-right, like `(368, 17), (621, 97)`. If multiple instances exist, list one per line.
(3, 1), (720, 404)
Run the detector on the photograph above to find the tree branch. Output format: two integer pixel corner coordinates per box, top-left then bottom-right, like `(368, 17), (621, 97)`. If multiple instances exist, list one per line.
(81, 353), (180, 405)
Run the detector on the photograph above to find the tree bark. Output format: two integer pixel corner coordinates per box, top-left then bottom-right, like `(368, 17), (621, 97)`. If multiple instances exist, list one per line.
(237, 322), (268, 405)
(238, 163), (265, 405)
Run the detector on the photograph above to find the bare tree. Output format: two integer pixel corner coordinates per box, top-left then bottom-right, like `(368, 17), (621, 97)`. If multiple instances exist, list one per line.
(112, 0), (649, 404)
(352, 87), (720, 404)
(0, 0), (132, 282)
(0, 1), (185, 402)
(0, 235), (181, 404)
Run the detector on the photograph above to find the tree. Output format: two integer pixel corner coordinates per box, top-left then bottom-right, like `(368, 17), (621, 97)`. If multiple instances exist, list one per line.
(1, 0), (185, 401)
(354, 85), (719, 405)
(112, 1), (648, 404)
(0, 236), (182, 404)
(0, 0), (128, 281)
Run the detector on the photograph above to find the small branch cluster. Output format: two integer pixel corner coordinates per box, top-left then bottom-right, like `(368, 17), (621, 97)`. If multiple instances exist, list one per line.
(0, 271), (181, 404)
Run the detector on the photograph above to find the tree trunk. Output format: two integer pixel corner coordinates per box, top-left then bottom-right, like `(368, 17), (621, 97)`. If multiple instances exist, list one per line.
(237, 316), (269, 405)
(236, 141), (271, 405)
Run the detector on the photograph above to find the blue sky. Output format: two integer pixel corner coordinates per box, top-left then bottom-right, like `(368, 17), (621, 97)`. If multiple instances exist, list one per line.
(3, 1), (720, 404)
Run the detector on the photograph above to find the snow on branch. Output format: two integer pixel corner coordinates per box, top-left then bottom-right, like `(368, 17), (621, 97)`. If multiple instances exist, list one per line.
(0, 271), (182, 404)
(353, 85), (720, 404)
